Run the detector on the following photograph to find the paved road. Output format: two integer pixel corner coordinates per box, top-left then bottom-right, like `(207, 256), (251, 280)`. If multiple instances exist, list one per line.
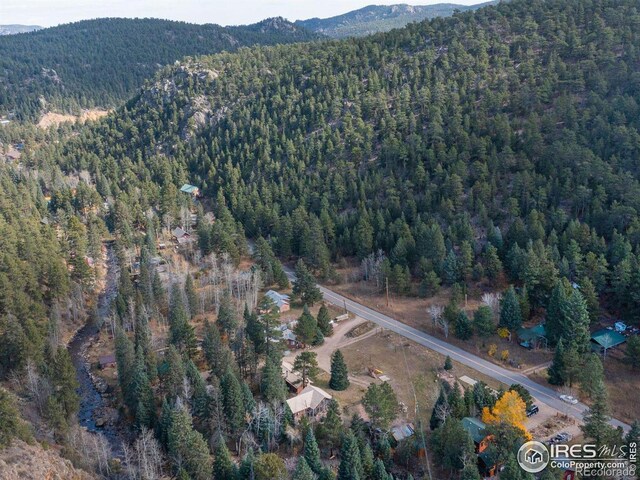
(285, 270), (631, 432)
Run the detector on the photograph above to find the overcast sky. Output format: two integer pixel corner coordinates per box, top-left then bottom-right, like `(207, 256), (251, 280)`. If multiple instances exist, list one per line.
(1, 0), (483, 28)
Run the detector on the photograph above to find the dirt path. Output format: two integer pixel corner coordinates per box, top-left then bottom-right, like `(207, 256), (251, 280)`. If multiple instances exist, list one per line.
(284, 315), (378, 388)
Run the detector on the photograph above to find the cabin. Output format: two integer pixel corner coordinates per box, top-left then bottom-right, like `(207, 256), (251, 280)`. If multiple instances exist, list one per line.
(462, 417), (491, 453)
(286, 385), (332, 423)
(591, 328), (626, 356)
(517, 324), (548, 350)
(180, 184), (200, 197)
(98, 354), (116, 369)
(172, 227), (193, 246)
(264, 290), (290, 313)
(282, 360), (307, 394)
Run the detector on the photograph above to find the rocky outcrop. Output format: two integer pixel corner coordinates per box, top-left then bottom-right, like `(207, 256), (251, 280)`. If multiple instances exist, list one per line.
(0, 440), (95, 480)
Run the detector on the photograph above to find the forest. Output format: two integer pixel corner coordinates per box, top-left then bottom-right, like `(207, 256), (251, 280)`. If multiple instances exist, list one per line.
(2, 0), (640, 478)
(0, 17), (320, 120)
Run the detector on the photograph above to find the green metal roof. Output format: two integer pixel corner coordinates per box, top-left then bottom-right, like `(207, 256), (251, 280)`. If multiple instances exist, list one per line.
(591, 329), (626, 349)
(517, 324), (547, 341)
(180, 184), (198, 193)
(462, 417), (487, 444)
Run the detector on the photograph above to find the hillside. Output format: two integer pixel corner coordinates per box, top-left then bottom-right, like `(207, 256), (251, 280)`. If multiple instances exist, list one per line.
(295, 1), (496, 37)
(54, 0), (640, 320)
(0, 17), (320, 120)
(0, 0), (638, 477)
(0, 25), (42, 35)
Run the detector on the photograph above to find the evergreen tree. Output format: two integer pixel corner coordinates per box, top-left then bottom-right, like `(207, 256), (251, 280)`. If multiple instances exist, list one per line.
(293, 259), (323, 306)
(337, 431), (363, 480)
(294, 351), (319, 388)
(317, 398), (343, 452)
(499, 286), (522, 330)
(580, 354), (604, 398)
(221, 369), (246, 434)
(546, 281), (572, 345)
(455, 311), (473, 340)
(548, 339), (567, 386)
(303, 427), (323, 474)
(239, 449), (256, 480)
(362, 382), (398, 430)
(50, 347), (80, 420)
(260, 356), (287, 403)
(294, 305), (318, 345)
(565, 290), (592, 353)
(581, 380), (615, 446)
(371, 458), (391, 480)
(164, 345), (186, 401)
(329, 350), (350, 391)
(130, 346), (155, 429)
(213, 439), (238, 480)
(317, 304), (334, 337)
(0, 387), (31, 447)
(167, 401), (212, 480)
(169, 284), (197, 356)
(217, 291), (238, 337)
(473, 305), (495, 338)
(202, 320), (234, 378)
(444, 355), (453, 370)
(292, 457), (315, 480)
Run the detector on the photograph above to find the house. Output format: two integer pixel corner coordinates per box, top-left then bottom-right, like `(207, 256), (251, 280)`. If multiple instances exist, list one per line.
(286, 385), (332, 422)
(391, 423), (415, 443)
(180, 184), (200, 197)
(478, 450), (498, 477)
(517, 324), (548, 350)
(172, 227), (193, 245)
(462, 417), (492, 453)
(282, 360), (307, 394)
(264, 290), (290, 313)
(98, 354), (116, 369)
(591, 328), (626, 355)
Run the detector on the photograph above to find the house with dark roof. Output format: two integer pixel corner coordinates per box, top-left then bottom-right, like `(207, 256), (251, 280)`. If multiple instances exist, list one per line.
(462, 417), (491, 453)
(517, 324), (548, 349)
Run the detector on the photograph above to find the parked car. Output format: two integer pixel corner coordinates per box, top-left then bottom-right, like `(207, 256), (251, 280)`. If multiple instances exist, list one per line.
(526, 404), (539, 417)
(560, 394), (578, 405)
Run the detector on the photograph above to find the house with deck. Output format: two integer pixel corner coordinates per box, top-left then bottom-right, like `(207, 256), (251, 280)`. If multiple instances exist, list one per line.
(286, 385), (332, 422)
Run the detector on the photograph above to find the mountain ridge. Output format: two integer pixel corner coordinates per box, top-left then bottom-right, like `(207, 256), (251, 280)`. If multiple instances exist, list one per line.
(0, 17), (320, 120)
(295, 1), (498, 37)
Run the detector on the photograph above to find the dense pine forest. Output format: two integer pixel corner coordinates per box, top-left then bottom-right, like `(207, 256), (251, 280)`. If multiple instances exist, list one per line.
(58, 0), (640, 318)
(0, 17), (320, 120)
(2, 0), (640, 478)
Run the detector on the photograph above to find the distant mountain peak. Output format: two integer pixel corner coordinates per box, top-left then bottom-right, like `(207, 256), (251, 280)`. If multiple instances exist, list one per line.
(296, 2), (497, 38)
(0, 24), (42, 35)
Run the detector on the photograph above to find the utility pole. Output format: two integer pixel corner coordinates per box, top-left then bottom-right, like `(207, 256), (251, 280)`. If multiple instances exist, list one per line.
(385, 277), (390, 307)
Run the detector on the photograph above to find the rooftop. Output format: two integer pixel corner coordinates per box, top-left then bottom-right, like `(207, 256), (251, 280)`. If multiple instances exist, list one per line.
(286, 385), (331, 414)
(462, 417), (487, 444)
(180, 184), (199, 194)
(591, 328), (626, 349)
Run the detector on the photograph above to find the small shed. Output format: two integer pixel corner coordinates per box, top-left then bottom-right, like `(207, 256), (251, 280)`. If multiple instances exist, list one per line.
(391, 423), (415, 442)
(591, 328), (626, 355)
(517, 324), (548, 349)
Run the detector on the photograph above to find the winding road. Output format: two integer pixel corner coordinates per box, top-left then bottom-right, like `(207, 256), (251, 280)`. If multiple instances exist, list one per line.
(286, 269), (631, 432)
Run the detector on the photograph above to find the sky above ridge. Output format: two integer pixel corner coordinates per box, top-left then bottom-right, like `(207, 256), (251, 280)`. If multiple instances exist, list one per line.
(1, 0), (483, 28)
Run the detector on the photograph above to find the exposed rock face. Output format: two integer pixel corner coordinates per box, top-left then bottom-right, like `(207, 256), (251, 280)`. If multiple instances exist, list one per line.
(0, 440), (95, 480)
